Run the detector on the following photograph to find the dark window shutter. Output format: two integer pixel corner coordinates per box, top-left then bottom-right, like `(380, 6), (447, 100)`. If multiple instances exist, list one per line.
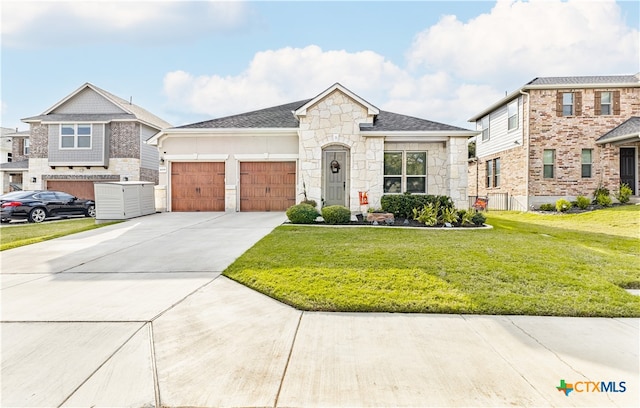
(575, 92), (582, 116)
(556, 92), (563, 116)
(594, 91), (602, 116)
(613, 90), (621, 115)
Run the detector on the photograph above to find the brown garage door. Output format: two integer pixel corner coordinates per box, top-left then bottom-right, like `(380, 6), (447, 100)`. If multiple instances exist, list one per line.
(171, 162), (225, 211)
(47, 180), (96, 200)
(240, 162), (296, 211)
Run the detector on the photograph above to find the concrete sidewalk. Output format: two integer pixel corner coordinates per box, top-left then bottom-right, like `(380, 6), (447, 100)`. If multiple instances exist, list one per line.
(1, 212), (638, 407)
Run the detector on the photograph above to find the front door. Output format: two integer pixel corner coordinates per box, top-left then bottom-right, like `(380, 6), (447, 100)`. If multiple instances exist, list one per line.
(323, 149), (348, 207)
(620, 148), (636, 195)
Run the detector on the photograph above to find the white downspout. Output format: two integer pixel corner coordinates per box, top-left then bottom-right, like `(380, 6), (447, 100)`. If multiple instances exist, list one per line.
(520, 89), (531, 210)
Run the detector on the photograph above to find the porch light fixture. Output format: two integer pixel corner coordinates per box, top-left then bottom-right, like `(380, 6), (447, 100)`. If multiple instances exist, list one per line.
(31, 177), (36, 183)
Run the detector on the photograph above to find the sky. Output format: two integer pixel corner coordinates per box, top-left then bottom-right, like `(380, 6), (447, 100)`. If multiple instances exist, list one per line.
(1, 0), (639, 132)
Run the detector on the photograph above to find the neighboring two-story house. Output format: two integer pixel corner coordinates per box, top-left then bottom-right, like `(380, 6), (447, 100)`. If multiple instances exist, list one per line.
(0, 128), (30, 193)
(468, 74), (640, 210)
(16, 83), (172, 199)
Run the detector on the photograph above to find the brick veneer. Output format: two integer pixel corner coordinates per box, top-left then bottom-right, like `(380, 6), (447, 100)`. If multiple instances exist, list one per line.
(527, 87), (639, 197)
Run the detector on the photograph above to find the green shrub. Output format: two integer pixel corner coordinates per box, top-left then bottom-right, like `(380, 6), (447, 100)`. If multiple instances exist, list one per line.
(321, 205), (352, 224)
(471, 212), (486, 226)
(381, 193), (454, 219)
(440, 206), (459, 224)
(555, 199), (572, 212)
(286, 204), (319, 224)
(539, 203), (555, 211)
(593, 185), (611, 207)
(576, 196), (591, 210)
(458, 209), (474, 226)
(412, 203), (438, 226)
(300, 199), (317, 208)
(616, 183), (632, 204)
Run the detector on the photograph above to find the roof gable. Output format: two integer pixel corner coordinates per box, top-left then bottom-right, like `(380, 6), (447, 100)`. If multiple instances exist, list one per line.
(596, 117), (640, 144)
(294, 83), (379, 117)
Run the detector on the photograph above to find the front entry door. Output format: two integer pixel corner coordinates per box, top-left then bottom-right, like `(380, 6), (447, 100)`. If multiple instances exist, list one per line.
(620, 148), (636, 195)
(323, 150), (347, 207)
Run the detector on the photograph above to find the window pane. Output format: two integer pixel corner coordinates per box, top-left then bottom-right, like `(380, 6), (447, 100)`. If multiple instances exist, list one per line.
(384, 177), (401, 193)
(508, 115), (518, 130)
(406, 152), (426, 175)
(543, 150), (555, 164)
(78, 136), (91, 148)
(77, 125), (91, 135)
(508, 102), (517, 116)
(562, 105), (573, 116)
(562, 93), (573, 105)
(61, 135), (75, 148)
(601, 92), (611, 104)
(61, 125), (75, 135)
(384, 152), (402, 175)
(601, 105), (611, 115)
(406, 177), (425, 193)
(582, 164), (592, 178)
(544, 165), (554, 178)
(581, 149), (592, 163)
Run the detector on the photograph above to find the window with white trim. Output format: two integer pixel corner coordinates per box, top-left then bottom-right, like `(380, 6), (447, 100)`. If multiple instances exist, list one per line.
(581, 149), (592, 178)
(24, 139), (30, 155)
(600, 92), (612, 115)
(508, 101), (518, 131)
(481, 116), (490, 141)
(562, 93), (574, 116)
(543, 149), (555, 178)
(384, 151), (427, 194)
(60, 124), (91, 149)
(485, 158), (501, 188)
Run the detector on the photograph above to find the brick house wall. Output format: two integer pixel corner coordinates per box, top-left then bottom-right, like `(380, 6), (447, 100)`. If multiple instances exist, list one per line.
(527, 87), (639, 199)
(29, 124), (48, 159)
(110, 122), (141, 158)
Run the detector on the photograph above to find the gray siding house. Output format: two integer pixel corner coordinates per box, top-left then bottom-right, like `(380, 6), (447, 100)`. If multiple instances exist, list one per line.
(18, 83), (172, 199)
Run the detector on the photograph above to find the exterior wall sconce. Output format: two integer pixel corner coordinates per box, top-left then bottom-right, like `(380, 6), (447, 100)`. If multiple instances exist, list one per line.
(160, 157), (165, 164)
(31, 177), (37, 183)
(330, 160), (341, 174)
(123, 176), (129, 182)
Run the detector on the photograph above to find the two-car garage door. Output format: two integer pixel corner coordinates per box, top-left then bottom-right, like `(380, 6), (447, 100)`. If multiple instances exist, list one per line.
(171, 161), (295, 212)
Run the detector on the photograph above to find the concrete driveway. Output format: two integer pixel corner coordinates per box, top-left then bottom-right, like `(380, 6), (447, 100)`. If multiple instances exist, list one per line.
(1, 212), (638, 407)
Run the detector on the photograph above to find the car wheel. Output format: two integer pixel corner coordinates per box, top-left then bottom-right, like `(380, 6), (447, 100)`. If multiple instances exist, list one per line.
(28, 207), (47, 223)
(86, 205), (96, 218)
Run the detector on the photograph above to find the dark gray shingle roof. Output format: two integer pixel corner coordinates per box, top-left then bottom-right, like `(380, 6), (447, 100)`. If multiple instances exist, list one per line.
(597, 117), (640, 143)
(177, 99), (471, 132)
(0, 160), (29, 170)
(527, 75), (639, 86)
(178, 100), (310, 129)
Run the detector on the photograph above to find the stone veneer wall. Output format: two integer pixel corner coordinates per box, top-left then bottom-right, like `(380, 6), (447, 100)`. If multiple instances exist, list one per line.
(11, 137), (29, 162)
(140, 168), (158, 184)
(29, 124), (48, 158)
(297, 89), (379, 211)
(447, 137), (470, 208)
(527, 87), (640, 199)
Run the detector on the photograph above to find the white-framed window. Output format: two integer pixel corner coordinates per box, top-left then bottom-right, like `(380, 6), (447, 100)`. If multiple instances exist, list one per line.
(383, 151), (427, 194)
(486, 160), (493, 188)
(508, 101), (518, 131)
(23, 139), (30, 155)
(581, 149), (593, 178)
(60, 124), (91, 149)
(481, 116), (490, 141)
(562, 93), (574, 116)
(543, 149), (555, 178)
(600, 92), (612, 116)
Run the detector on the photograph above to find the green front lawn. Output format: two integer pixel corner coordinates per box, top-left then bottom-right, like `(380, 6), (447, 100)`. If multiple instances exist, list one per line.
(0, 219), (119, 251)
(224, 206), (640, 317)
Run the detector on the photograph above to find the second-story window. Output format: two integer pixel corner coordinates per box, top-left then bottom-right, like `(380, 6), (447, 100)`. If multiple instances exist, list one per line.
(481, 116), (490, 141)
(24, 139), (30, 155)
(557, 91), (582, 117)
(599, 92), (612, 115)
(595, 91), (620, 116)
(508, 101), (518, 131)
(61, 124), (91, 149)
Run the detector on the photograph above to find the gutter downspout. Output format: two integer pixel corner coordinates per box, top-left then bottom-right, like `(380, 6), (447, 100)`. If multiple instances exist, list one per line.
(520, 89), (531, 210)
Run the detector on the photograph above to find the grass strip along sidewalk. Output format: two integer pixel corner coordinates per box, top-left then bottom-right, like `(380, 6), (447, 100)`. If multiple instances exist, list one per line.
(224, 206), (640, 317)
(1, 219), (119, 251)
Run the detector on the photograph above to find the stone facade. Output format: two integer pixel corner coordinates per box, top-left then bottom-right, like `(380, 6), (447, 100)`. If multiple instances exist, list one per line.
(29, 124), (48, 159)
(297, 89), (380, 211)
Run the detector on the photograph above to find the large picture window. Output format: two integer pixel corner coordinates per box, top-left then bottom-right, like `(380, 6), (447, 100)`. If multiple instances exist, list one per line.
(60, 124), (91, 149)
(384, 151), (427, 194)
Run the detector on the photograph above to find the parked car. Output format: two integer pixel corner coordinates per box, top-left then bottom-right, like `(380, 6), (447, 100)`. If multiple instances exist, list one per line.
(0, 190), (96, 223)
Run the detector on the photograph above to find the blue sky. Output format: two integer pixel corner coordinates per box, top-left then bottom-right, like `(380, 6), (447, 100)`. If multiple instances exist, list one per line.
(2, 0), (639, 131)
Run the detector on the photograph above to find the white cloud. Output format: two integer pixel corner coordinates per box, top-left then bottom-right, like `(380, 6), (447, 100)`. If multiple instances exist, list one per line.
(1, 0), (250, 48)
(407, 0), (639, 83)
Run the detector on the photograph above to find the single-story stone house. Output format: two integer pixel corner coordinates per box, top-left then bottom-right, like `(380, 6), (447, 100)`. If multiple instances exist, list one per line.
(147, 83), (477, 212)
